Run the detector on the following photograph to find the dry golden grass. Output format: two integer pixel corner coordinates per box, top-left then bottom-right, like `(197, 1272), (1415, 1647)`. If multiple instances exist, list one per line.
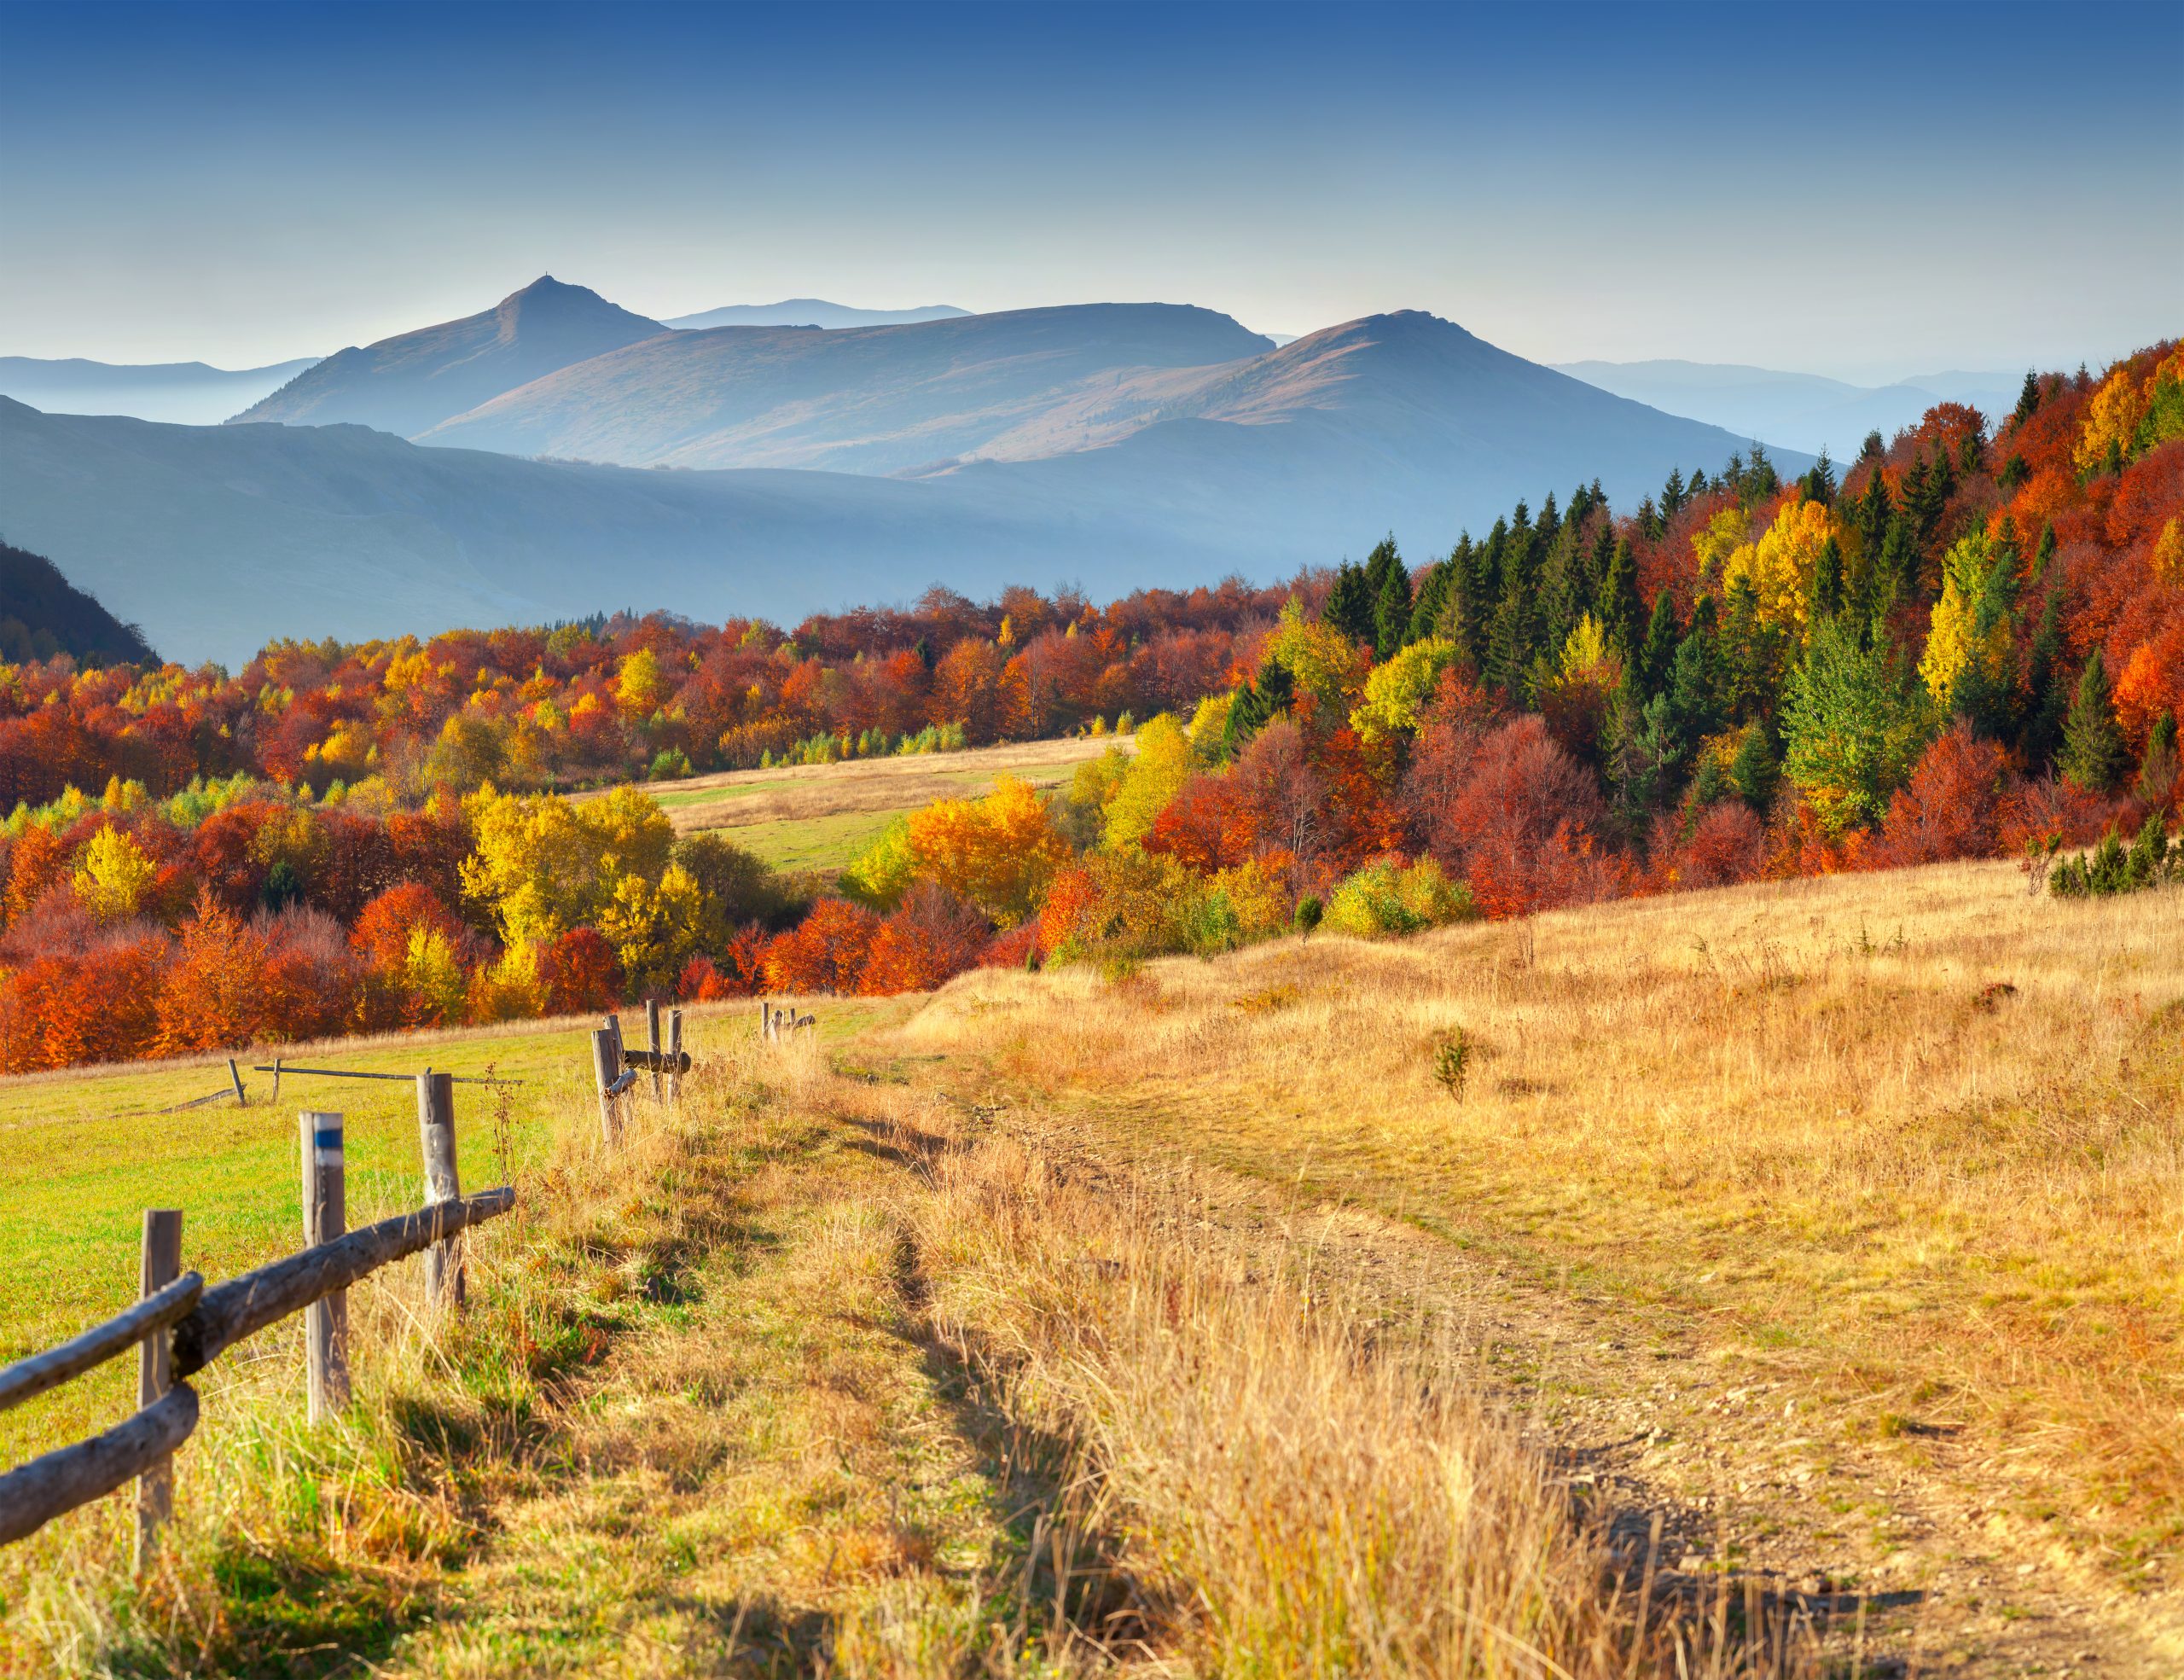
(3, 1001), (1815, 1677)
(894, 861), (2184, 1588)
(610, 735), (1132, 838)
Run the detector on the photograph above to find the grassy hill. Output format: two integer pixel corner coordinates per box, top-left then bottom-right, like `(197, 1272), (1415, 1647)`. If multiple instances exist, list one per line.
(2, 861), (2176, 1675)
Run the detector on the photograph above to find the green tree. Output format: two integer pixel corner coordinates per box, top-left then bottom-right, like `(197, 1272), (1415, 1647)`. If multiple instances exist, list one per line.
(2059, 649), (2128, 792)
(1780, 616), (1930, 834)
(2019, 588), (2071, 772)
(1322, 561), (1376, 648)
(1599, 537), (1642, 660)
(1636, 590), (1680, 700)
(1373, 554), (1414, 660)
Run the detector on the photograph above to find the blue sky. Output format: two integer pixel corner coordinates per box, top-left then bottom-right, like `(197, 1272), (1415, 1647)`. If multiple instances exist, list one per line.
(1, 0), (2175, 380)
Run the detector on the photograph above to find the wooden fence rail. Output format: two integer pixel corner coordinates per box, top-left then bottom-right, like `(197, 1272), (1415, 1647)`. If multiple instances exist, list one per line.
(0, 1180), (514, 1550)
(2, 1011), (708, 1557)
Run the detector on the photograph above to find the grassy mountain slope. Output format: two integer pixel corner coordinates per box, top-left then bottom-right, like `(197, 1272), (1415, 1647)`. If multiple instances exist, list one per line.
(229, 276), (668, 437)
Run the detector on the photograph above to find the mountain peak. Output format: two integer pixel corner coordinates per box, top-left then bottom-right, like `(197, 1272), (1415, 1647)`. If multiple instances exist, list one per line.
(230, 279), (666, 435)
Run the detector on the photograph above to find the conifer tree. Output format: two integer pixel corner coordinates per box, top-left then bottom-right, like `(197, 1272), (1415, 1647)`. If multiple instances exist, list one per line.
(1798, 448), (1837, 507)
(1666, 596), (1723, 746)
(1487, 523), (1539, 695)
(1373, 559), (1413, 660)
(2020, 588), (2070, 771)
(1813, 534), (1844, 622)
(1636, 589), (1680, 699)
(2012, 369), (2041, 429)
(1729, 724), (1780, 811)
(2030, 521), (2056, 582)
(1323, 561), (1376, 648)
(1600, 537), (1642, 659)
(2060, 649), (2127, 792)
(1660, 466), (1687, 524)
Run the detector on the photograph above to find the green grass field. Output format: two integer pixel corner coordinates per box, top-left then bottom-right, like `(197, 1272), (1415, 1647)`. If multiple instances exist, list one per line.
(0, 1003), (833, 1464)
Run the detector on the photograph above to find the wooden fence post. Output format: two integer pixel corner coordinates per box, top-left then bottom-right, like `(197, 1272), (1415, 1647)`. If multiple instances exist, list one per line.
(757, 997), (770, 1043)
(299, 1113), (350, 1422)
(604, 1012), (624, 1071)
(591, 1029), (620, 1148)
(228, 1058), (247, 1107)
(134, 1208), (182, 1570)
(415, 1071), (463, 1311)
(667, 1009), (684, 1104)
(646, 998), (664, 1103)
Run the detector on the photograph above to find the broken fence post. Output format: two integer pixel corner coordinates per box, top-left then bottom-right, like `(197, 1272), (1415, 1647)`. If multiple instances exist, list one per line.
(668, 1009), (683, 1104)
(227, 1058), (247, 1107)
(646, 997), (664, 1103)
(134, 1208), (182, 1570)
(299, 1113), (350, 1423)
(415, 1071), (463, 1311)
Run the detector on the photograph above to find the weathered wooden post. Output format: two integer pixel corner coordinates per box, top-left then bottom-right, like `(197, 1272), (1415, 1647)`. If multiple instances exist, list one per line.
(134, 1207), (182, 1569)
(604, 1011), (624, 1071)
(227, 1058), (247, 1107)
(415, 1071), (463, 1311)
(646, 997), (664, 1103)
(667, 1009), (684, 1104)
(299, 1113), (350, 1422)
(758, 997), (770, 1043)
(591, 1028), (621, 1148)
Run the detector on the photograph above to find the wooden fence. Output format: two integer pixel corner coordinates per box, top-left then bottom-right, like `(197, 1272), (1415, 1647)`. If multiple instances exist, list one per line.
(0, 1061), (515, 1555)
(0, 1003), (726, 1559)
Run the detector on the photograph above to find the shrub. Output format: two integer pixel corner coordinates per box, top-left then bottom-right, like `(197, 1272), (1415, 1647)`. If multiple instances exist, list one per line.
(761, 898), (882, 994)
(2049, 814), (2178, 897)
(1322, 857), (1474, 939)
(648, 747), (693, 781)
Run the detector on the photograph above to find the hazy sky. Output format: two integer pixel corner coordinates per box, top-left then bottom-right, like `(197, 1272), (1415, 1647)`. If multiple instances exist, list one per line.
(2, 0), (2176, 381)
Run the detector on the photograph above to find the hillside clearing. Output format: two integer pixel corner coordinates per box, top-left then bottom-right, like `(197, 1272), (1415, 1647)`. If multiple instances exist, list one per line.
(602, 735), (1132, 871)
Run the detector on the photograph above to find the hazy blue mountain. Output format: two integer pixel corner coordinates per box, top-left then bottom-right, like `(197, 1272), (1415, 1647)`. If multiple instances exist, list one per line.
(1554, 358), (2022, 457)
(230, 276), (668, 436)
(0, 356), (319, 426)
(0, 539), (156, 666)
(3, 310), (1804, 666)
(663, 299), (970, 330)
(420, 303), (1278, 472)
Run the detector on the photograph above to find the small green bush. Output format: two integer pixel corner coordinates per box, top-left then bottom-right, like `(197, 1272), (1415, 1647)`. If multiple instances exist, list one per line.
(647, 747), (693, 781)
(1292, 894), (1323, 935)
(1321, 857), (1476, 939)
(2049, 815), (2177, 898)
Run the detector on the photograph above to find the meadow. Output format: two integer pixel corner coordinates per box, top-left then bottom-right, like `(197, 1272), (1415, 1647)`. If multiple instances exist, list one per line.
(616, 735), (1130, 872)
(1, 861), (2178, 1676)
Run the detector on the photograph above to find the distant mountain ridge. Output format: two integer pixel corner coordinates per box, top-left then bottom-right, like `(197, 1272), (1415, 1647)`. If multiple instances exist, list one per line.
(0, 355), (320, 426)
(663, 299), (968, 330)
(1554, 358), (2020, 456)
(230, 276), (668, 436)
(421, 303), (1278, 473)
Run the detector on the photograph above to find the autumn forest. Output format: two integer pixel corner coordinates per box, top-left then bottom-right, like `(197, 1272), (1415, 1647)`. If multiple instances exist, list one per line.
(2, 340), (2179, 1074)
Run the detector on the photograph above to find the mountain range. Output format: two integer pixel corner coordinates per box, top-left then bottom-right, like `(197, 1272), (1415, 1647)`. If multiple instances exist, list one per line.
(5, 277), (1821, 665)
(0, 356), (320, 427)
(1553, 359), (2020, 458)
(661, 299), (969, 330)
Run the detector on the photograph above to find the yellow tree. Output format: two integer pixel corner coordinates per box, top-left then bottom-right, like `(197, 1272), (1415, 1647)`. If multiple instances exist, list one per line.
(1350, 637), (1458, 741)
(1919, 533), (2013, 708)
(1721, 497), (1835, 642)
(1099, 715), (1194, 850)
(461, 786), (677, 946)
(905, 775), (1070, 926)
(1262, 600), (1368, 718)
(73, 827), (157, 923)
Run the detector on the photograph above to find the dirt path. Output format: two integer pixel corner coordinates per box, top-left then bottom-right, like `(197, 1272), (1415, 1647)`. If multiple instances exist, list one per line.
(916, 1083), (2181, 1677)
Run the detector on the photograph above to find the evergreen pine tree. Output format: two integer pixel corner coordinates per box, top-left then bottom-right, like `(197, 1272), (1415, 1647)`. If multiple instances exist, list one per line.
(2012, 369), (2041, 429)
(1373, 559), (1413, 660)
(1798, 448), (1837, 507)
(1441, 536), (1485, 667)
(2020, 588), (2070, 771)
(1666, 596), (1723, 746)
(2030, 522), (2056, 582)
(1323, 561), (1376, 648)
(1660, 466), (1687, 524)
(1729, 724), (1780, 811)
(1813, 535), (1844, 622)
(1637, 589), (1680, 699)
(1486, 523), (1539, 695)
(2135, 710), (2178, 806)
(2059, 650), (2128, 792)
(1600, 537), (1642, 660)
(1362, 534), (1407, 603)
(1409, 559), (1454, 646)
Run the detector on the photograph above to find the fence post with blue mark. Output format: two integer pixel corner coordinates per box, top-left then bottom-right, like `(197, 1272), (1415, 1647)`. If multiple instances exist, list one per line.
(299, 1113), (350, 1422)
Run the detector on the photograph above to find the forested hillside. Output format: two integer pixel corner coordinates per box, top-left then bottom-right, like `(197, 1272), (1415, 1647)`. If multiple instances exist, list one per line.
(1, 342), (2175, 1071)
(0, 543), (154, 668)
